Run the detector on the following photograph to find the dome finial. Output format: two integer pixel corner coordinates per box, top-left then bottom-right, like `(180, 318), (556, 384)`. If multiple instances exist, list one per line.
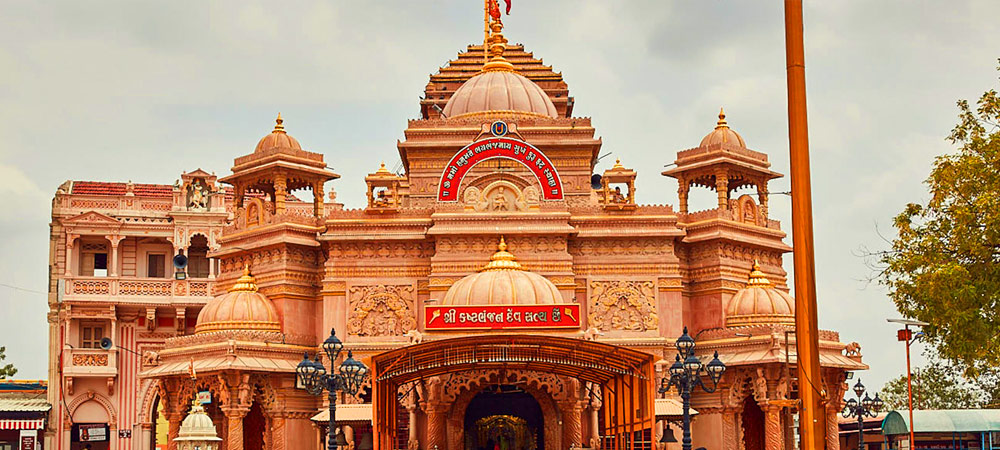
(273, 112), (286, 133)
(229, 263), (259, 292)
(482, 17), (515, 72)
(747, 260), (772, 288)
(716, 107), (728, 129)
(482, 236), (522, 271)
(612, 159), (624, 169)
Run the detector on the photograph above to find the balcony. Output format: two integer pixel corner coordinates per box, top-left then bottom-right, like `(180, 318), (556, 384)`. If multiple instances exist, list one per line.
(62, 348), (117, 378)
(63, 276), (214, 304)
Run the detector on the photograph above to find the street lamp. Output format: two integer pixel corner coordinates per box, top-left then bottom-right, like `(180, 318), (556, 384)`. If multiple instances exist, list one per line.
(658, 327), (726, 450)
(888, 317), (928, 450)
(297, 328), (370, 450)
(841, 379), (884, 450)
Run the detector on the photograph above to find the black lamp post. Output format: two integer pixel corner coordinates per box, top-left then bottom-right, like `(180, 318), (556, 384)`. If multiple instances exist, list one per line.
(658, 327), (726, 450)
(296, 328), (370, 450)
(841, 379), (883, 450)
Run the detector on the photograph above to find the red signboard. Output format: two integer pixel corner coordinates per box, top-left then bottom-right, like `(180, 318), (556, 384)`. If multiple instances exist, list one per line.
(437, 137), (563, 202)
(425, 304), (581, 330)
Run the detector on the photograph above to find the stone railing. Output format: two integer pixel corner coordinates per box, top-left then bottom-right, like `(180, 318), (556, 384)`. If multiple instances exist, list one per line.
(63, 348), (117, 377)
(64, 276), (214, 301)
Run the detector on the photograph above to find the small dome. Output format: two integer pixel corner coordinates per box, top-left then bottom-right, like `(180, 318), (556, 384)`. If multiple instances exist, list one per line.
(442, 237), (563, 306)
(174, 402), (222, 443)
(700, 108), (747, 148)
(442, 70), (558, 119)
(195, 265), (281, 334)
(725, 261), (795, 327)
(255, 113), (302, 152)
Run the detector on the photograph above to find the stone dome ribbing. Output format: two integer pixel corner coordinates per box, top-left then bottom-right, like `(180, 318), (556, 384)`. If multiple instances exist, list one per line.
(442, 70), (558, 119)
(195, 265), (281, 334)
(725, 261), (795, 327)
(255, 113), (302, 152)
(700, 108), (747, 148)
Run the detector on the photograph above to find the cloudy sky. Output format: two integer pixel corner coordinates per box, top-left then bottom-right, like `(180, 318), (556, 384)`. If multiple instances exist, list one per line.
(2, 1), (998, 392)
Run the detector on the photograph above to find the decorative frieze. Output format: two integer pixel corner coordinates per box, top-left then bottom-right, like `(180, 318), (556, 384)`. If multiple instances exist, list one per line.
(347, 284), (417, 337)
(587, 280), (658, 331)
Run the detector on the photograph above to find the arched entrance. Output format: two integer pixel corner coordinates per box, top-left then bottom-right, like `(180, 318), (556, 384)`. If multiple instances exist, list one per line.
(243, 402), (266, 450)
(741, 396), (765, 450)
(465, 386), (543, 450)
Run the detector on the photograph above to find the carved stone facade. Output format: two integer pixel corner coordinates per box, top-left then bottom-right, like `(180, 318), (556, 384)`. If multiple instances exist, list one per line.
(588, 280), (658, 332)
(347, 284), (417, 337)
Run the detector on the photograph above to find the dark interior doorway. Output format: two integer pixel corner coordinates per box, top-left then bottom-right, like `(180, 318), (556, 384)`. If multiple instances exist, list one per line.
(243, 402), (266, 450)
(741, 396), (765, 450)
(464, 385), (543, 450)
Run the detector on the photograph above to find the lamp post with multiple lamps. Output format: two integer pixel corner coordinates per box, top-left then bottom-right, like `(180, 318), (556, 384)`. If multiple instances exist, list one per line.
(297, 328), (370, 450)
(658, 327), (727, 450)
(841, 379), (884, 450)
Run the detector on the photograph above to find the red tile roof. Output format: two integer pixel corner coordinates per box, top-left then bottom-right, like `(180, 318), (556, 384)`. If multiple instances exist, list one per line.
(71, 181), (173, 198)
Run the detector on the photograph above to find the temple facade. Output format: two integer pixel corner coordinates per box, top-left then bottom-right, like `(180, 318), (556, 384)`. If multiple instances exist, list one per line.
(45, 13), (865, 450)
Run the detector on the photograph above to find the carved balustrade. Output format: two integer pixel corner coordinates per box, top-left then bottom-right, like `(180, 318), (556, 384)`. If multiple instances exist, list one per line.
(64, 276), (214, 302)
(62, 347), (118, 377)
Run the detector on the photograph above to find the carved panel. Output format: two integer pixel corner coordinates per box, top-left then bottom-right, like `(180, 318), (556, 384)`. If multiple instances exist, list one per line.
(72, 353), (109, 366)
(347, 285), (417, 337)
(569, 238), (673, 257)
(587, 280), (657, 331)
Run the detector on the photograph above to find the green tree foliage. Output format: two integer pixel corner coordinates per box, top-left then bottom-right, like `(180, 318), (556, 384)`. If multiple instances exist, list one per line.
(880, 60), (1000, 374)
(0, 346), (16, 379)
(880, 354), (984, 410)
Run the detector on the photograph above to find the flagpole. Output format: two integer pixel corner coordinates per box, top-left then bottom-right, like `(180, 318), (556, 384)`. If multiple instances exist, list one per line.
(484, 0), (490, 64)
(783, 1), (827, 449)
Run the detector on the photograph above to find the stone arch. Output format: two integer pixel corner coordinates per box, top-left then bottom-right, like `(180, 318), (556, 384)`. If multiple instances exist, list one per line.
(445, 370), (565, 450)
(138, 378), (160, 423)
(436, 137), (565, 202)
(68, 390), (117, 426)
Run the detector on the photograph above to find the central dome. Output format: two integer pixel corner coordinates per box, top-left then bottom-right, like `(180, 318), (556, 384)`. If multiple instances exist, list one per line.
(442, 70), (559, 119)
(725, 261), (795, 327)
(255, 113), (302, 152)
(442, 238), (562, 305)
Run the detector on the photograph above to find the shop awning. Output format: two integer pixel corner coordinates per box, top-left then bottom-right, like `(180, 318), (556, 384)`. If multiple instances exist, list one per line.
(140, 355), (299, 378)
(882, 409), (1000, 435)
(310, 404), (373, 423)
(0, 419), (45, 430)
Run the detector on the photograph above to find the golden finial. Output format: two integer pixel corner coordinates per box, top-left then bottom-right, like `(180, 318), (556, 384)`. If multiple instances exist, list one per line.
(612, 159), (625, 170)
(481, 236), (523, 271)
(229, 263), (259, 292)
(716, 107), (728, 129)
(273, 112), (286, 133)
(481, 16), (515, 72)
(375, 162), (392, 175)
(746, 260), (773, 288)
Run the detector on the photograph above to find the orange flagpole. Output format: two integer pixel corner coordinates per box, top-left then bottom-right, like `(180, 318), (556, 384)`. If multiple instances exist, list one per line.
(783, 1), (827, 449)
(484, 0), (490, 64)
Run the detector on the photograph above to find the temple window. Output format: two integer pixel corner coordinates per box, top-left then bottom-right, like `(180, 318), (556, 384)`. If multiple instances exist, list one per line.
(80, 324), (106, 349)
(599, 160), (637, 211)
(147, 253), (166, 278)
(80, 246), (108, 277)
(366, 162), (405, 212)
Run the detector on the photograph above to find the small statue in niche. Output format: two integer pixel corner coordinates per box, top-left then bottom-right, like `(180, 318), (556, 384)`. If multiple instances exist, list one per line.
(491, 187), (509, 211)
(186, 179), (210, 210)
(610, 186), (627, 203)
(373, 189), (391, 207)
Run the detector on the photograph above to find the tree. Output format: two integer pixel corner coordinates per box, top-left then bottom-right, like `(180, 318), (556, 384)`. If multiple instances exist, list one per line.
(0, 346), (16, 379)
(879, 59), (1000, 375)
(880, 353), (984, 410)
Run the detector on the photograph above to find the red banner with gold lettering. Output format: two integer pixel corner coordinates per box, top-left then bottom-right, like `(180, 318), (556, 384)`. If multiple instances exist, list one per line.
(437, 137), (563, 202)
(425, 304), (581, 330)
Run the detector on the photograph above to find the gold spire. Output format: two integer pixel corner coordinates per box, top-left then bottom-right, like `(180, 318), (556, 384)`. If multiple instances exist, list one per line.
(716, 107), (728, 129)
(481, 236), (524, 271)
(374, 162), (392, 175)
(612, 159), (625, 170)
(273, 112), (286, 134)
(482, 16), (515, 72)
(229, 263), (259, 292)
(746, 260), (773, 288)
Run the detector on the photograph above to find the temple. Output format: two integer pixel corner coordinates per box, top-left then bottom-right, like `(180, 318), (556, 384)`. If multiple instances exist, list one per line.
(44, 9), (865, 450)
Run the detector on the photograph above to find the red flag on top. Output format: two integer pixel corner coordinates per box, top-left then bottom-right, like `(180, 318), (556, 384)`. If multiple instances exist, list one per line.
(489, 0), (501, 20)
(504, 0), (511, 14)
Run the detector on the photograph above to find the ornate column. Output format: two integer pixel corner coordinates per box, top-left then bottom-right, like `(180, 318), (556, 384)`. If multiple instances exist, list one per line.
(271, 414), (286, 450)
(716, 171), (729, 210)
(825, 408), (840, 450)
(763, 405), (782, 450)
(406, 400), (420, 450)
(166, 411), (183, 450)
(560, 400), (584, 448)
(721, 409), (739, 450)
(223, 407), (249, 450)
(677, 177), (690, 214)
(587, 389), (602, 450)
(64, 233), (77, 276)
(313, 181), (325, 218)
(446, 417), (463, 450)
(208, 257), (216, 279)
(106, 235), (123, 277)
(274, 176), (288, 214)
(425, 404), (448, 450)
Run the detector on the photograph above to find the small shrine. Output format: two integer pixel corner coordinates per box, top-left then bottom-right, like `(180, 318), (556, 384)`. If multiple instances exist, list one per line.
(600, 159), (637, 210)
(173, 400), (222, 450)
(365, 162), (406, 211)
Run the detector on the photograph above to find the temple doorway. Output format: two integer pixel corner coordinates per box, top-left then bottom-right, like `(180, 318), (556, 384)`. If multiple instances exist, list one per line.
(741, 396), (765, 450)
(464, 385), (543, 450)
(243, 402), (266, 450)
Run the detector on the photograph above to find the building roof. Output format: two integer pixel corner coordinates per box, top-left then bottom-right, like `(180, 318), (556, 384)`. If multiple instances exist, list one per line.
(70, 181), (173, 198)
(881, 410), (1000, 435)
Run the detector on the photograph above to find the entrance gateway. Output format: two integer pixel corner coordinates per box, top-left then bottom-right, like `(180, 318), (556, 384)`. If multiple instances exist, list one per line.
(372, 335), (655, 450)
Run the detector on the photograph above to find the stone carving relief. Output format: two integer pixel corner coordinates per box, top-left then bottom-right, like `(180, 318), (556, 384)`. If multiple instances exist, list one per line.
(588, 280), (658, 331)
(186, 178), (211, 211)
(347, 285), (417, 337)
(462, 180), (540, 212)
(568, 238), (673, 257)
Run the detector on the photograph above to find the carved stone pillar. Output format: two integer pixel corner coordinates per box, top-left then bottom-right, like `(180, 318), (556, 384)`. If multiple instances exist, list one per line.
(825, 408), (840, 450)
(274, 177), (287, 214)
(757, 184), (769, 219)
(716, 172), (729, 210)
(106, 235), (123, 276)
(678, 177), (690, 214)
(64, 234), (76, 276)
(447, 417), (463, 450)
(425, 405), (448, 450)
(166, 412), (183, 450)
(223, 408), (248, 450)
(722, 410), (738, 450)
(406, 403), (419, 450)
(763, 406), (782, 450)
(271, 414), (287, 450)
(314, 181), (325, 218)
(560, 400), (584, 448)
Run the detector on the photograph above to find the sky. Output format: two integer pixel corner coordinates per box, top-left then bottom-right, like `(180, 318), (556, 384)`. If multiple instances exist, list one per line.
(1, 0), (999, 393)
